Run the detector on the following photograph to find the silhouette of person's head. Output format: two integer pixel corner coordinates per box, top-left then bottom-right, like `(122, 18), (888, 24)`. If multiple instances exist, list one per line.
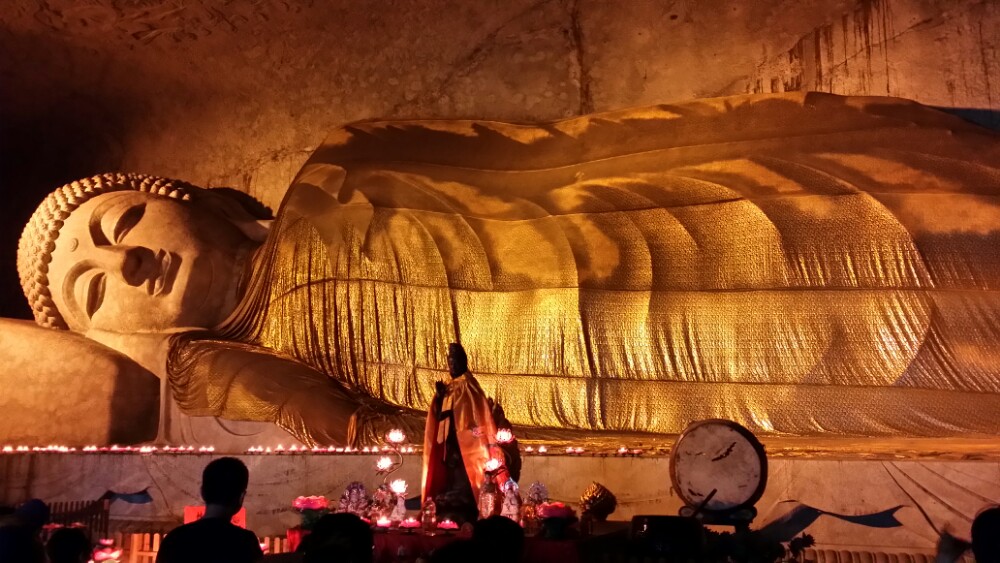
(299, 513), (373, 563)
(430, 539), (478, 563)
(46, 527), (92, 563)
(473, 515), (525, 563)
(13, 499), (49, 533)
(972, 507), (1000, 563)
(448, 342), (468, 379)
(201, 457), (250, 515)
(0, 526), (43, 563)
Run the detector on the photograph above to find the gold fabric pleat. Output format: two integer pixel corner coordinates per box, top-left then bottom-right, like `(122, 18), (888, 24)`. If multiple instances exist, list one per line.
(177, 93), (1000, 442)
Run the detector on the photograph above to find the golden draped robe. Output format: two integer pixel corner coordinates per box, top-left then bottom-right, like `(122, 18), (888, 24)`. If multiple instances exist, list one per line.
(169, 92), (1000, 444)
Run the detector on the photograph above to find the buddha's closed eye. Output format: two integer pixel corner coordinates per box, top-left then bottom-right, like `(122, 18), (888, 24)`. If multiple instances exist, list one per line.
(110, 203), (146, 244)
(82, 271), (106, 319)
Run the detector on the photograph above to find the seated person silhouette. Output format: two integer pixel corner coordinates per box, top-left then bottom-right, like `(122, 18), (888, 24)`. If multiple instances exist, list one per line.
(46, 527), (92, 563)
(297, 513), (374, 563)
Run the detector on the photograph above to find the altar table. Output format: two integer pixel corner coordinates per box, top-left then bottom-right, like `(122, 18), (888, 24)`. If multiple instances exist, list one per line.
(374, 532), (625, 563)
(267, 526), (631, 563)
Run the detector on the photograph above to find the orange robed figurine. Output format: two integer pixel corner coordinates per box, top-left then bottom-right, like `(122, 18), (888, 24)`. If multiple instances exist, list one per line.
(421, 343), (509, 523)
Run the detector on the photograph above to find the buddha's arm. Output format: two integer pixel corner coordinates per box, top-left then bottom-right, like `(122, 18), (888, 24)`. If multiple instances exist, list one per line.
(166, 338), (424, 446)
(0, 318), (159, 445)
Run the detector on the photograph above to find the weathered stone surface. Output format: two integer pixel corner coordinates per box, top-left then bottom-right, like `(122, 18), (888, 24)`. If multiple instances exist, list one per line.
(745, 0), (1000, 129)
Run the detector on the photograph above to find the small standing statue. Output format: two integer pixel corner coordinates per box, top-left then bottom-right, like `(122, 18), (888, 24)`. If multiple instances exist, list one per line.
(421, 342), (510, 523)
(337, 482), (370, 517)
(500, 480), (522, 523)
(521, 482), (549, 535)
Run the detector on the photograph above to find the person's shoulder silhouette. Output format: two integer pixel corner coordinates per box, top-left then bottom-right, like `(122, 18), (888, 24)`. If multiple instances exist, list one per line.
(156, 458), (262, 563)
(157, 518), (261, 563)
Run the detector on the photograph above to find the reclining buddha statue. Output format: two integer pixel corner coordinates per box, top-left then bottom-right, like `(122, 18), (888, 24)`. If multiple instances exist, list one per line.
(11, 92), (1000, 449)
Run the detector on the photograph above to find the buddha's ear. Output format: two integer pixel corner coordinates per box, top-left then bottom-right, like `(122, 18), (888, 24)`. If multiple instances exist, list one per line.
(84, 329), (173, 379)
(199, 188), (272, 243)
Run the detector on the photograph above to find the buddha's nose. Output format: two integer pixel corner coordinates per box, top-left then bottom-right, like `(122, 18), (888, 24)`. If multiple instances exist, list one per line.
(93, 246), (159, 286)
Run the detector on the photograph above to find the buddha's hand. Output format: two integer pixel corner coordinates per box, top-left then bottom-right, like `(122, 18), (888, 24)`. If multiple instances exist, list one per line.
(434, 380), (448, 398)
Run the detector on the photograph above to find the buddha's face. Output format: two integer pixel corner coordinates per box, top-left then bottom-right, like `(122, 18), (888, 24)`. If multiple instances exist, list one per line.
(47, 191), (253, 333)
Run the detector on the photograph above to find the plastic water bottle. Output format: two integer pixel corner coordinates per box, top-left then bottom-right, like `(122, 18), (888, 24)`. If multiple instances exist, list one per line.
(421, 498), (437, 533)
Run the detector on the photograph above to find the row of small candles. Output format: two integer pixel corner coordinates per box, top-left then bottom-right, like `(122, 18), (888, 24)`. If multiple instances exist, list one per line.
(5, 419), (657, 456)
(0, 445), (216, 453)
(247, 445), (418, 454)
(375, 516), (460, 530)
(0, 444), (648, 455)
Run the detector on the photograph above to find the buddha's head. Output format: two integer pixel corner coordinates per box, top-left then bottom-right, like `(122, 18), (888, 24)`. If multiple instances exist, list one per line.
(18, 174), (270, 334)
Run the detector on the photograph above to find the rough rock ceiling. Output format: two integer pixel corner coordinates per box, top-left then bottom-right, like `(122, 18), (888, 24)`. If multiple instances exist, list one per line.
(1, 0), (997, 318)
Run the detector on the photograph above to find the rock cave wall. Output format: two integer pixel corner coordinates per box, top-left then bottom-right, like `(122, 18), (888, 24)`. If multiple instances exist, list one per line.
(1, 0), (997, 318)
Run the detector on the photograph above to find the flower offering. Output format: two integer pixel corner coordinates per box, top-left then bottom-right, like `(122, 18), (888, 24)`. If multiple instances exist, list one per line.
(400, 517), (420, 529)
(537, 501), (576, 520)
(293, 495), (329, 511)
(375, 456), (395, 472)
(292, 495), (330, 530)
(437, 519), (459, 530)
